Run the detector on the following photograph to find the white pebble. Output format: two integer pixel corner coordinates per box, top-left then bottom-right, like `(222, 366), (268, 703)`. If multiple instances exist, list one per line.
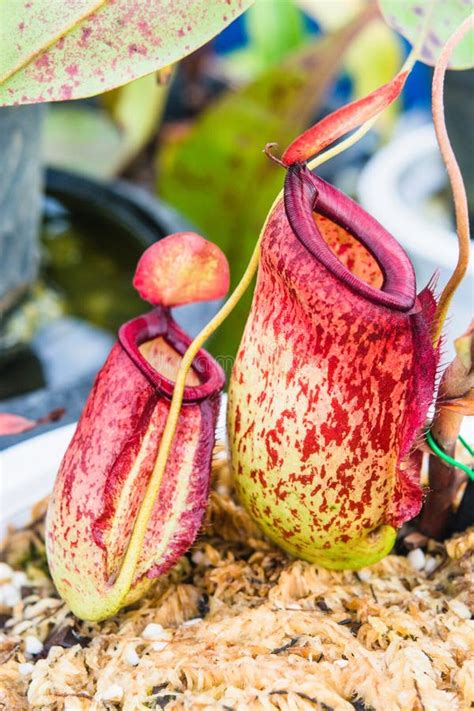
(0, 562), (13, 581)
(12, 571), (28, 588)
(0, 583), (21, 607)
(191, 550), (204, 565)
(142, 623), (166, 640)
(99, 684), (124, 702)
(334, 659), (349, 668)
(24, 635), (44, 655)
(124, 645), (140, 666)
(18, 662), (35, 675)
(64, 700), (83, 711)
(407, 548), (425, 571)
(424, 556), (438, 575)
(357, 569), (371, 582)
(448, 600), (472, 620)
(182, 617), (202, 627)
(151, 641), (168, 652)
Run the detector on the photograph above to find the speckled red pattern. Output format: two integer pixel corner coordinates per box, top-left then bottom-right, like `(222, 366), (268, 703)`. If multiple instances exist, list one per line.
(228, 166), (438, 569)
(46, 308), (224, 610)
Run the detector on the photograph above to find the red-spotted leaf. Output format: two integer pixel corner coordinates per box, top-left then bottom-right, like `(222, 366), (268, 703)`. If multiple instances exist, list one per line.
(0, 413), (37, 435)
(0, 0), (253, 106)
(379, 0), (474, 69)
(133, 232), (230, 307)
(282, 70), (408, 165)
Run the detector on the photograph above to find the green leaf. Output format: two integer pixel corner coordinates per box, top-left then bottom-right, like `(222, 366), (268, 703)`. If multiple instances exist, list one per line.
(102, 72), (170, 170)
(345, 18), (402, 133)
(378, 0), (474, 69)
(298, 3), (403, 132)
(297, 0), (364, 31)
(246, 0), (305, 66)
(43, 73), (169, 178)
(223, 0), (306, 83)
(43, 106), (122, 179)
(157, 9), (371, 361)
(0, 0), (253, 106)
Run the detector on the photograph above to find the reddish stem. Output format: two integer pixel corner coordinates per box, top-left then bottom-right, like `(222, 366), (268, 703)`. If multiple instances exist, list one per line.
(419, 323), (474, 539)
(431, 15), (473, 344)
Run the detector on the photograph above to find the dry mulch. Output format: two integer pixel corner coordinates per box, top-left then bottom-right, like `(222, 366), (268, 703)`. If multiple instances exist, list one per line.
(0, 447), (473, 710)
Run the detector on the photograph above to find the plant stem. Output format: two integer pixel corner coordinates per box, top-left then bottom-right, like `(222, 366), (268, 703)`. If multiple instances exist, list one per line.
(430, 15), (473, 346)
(417, 15), (474, 539)
(419, 414), (465, 540)
(419, 323), (474, 539)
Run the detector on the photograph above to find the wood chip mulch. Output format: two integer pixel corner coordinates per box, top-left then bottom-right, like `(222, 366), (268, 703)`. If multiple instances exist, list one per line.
(0, 447), (473, 710)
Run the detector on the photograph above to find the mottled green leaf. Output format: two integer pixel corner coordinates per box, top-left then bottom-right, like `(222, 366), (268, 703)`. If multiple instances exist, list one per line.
(0, 0), (253, 106)
(378, 0), (474, 69)
(157, 9), (371, 361)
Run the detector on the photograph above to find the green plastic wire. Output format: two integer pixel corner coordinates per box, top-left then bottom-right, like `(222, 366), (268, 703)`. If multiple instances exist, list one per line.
(425, 430), (474, 481)
(459, 434), (474, 458)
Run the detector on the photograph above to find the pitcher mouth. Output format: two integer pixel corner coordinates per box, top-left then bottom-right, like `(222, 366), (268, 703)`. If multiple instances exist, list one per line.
(284, 163), (416, 311)
(118, 307), (225, 403)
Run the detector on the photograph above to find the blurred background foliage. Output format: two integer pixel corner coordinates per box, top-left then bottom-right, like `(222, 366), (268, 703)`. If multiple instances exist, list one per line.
(42, 0), (421, 359)
(2, 0), (472, 446)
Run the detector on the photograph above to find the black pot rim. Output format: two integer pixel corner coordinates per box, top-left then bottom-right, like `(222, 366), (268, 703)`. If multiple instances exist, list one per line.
(46, 167), (194, 250)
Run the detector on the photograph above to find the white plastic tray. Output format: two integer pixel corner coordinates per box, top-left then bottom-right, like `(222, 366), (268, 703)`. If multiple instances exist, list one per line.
(1, 396), (228, 537)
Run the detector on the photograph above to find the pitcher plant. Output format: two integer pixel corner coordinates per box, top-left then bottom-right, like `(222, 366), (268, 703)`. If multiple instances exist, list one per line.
(40, 14), (472, 619)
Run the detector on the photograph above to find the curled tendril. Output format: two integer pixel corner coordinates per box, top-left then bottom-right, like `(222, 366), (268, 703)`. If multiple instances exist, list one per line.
(430, 15), (473, 346)
(263, 143), (286, 169)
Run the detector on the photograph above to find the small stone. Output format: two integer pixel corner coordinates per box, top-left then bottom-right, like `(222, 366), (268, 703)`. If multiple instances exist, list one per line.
(448, 600), (471, 620)
(24, 635), (44, 655)
(407, 548), (425, 571)
(182, 617), (202, 627)
(142, 623), (166, 640)
(99, 684), (124, 702)
(424, 556), (438, 575)
(334, 659), (349, 668)
(357, 569), (371, 582)
(191, 551), (204, 565)
(64, 700), (83, 711)
(0, 584), (21, 607)
(124, 645), (140, 666)
(0, 563), (13, 582)
(403, 532), (428, 550)
(18, 662), (35, 675)
(12, 571), (28, 588)
(151, 641), (168, 652)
